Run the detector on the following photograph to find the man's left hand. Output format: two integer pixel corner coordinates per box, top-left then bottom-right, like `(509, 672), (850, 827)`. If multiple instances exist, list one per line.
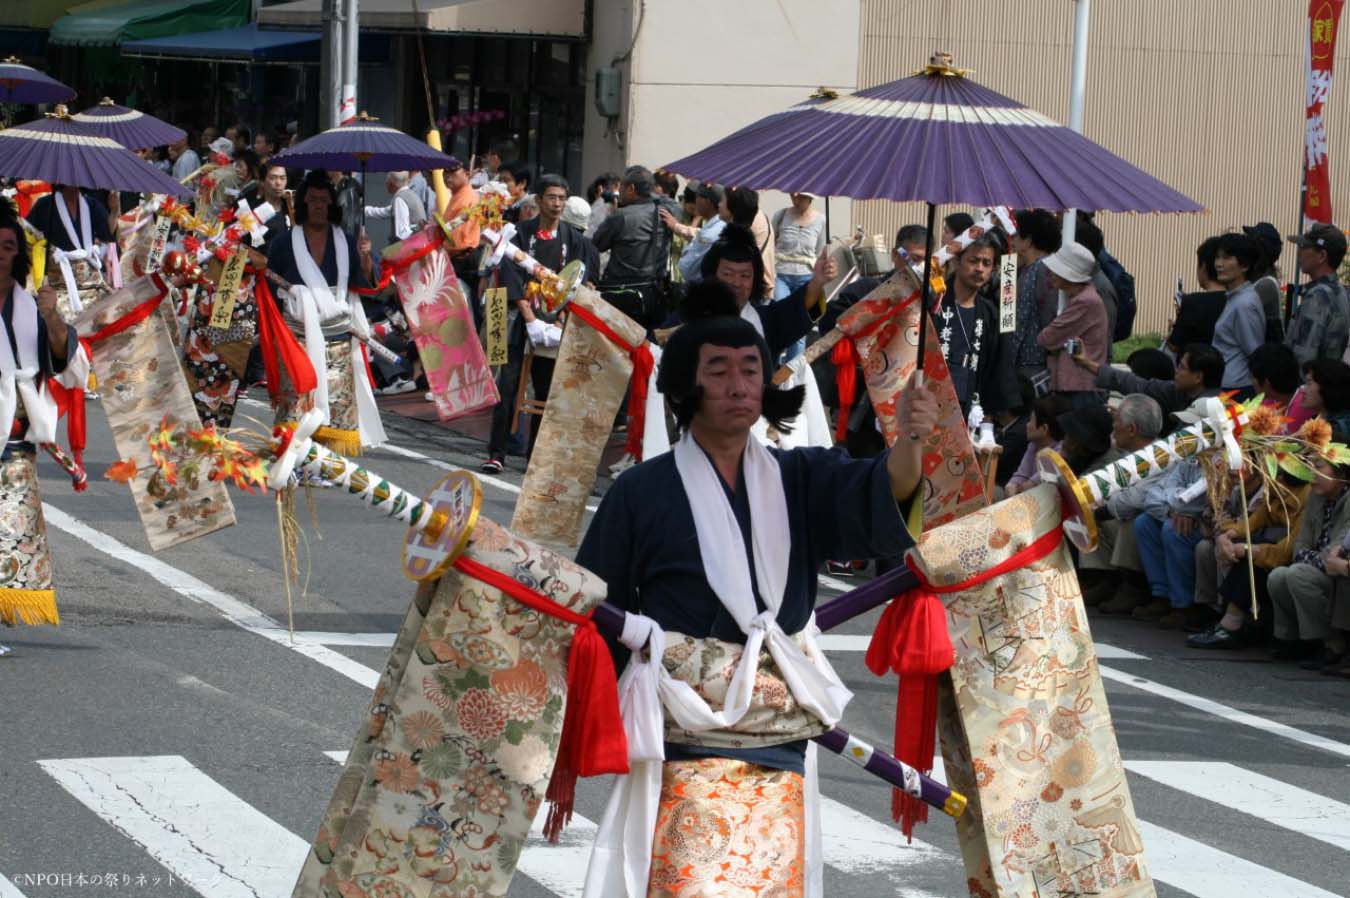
(810, 249), (837, 284)
(357, 233), (373, 257)
(897, 379), (940, 440)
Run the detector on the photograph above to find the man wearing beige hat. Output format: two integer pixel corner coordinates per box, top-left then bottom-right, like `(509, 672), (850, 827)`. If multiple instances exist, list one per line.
(1036, 241), (1109, 406)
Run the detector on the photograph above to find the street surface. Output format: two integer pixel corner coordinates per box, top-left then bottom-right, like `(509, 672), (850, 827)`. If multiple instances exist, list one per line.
(2, 395), (1349, 898)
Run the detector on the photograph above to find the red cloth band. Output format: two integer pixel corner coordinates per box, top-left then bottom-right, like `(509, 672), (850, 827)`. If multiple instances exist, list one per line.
(253, 276), (318, 400)
(450, 555), (628, 842)
(865, 524), (1064, 838)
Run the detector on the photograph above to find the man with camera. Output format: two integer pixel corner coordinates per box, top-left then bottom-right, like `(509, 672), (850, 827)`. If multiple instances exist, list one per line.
(590, 165), (681, 328)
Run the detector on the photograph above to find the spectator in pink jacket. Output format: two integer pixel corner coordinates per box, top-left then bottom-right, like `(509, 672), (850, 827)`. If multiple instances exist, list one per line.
(1037, 241), (1109, 408)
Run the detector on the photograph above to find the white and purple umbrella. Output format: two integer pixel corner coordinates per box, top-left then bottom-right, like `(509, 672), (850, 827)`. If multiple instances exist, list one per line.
(0, 107), (191, 197)
(663, 57), (1201, 214)
(70, 98), (185, 150)
(0, 56), (76, 105)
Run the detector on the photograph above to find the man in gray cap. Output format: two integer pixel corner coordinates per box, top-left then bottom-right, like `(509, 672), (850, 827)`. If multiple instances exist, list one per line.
(1285, 222), (1350, 364)
(1035, 241), (1109, 406)
(669, 181), (726, 283)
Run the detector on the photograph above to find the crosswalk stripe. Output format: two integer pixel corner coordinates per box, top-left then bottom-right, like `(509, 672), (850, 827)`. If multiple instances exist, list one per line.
(0, 874), (29, 898)
(1099, 664), (1350, 760)
(1126, 760), (1350, 853)
(38, 756), (310, 898)
(1139, 819), (1346, 898)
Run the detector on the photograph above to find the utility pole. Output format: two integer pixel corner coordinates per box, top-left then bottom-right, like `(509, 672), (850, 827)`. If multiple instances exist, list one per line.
(341, 0), (359, 124)
(320, 0), (343, 130)
(1061, 0), (1092, 250)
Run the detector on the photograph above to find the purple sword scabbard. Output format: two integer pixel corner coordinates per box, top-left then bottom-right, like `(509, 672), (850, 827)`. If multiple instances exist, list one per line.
(587, 600), (964, 820)
(814, 563), (919, 631)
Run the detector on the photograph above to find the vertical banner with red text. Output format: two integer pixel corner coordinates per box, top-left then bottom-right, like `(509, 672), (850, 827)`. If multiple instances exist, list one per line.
(1305, 0), (1345, 223)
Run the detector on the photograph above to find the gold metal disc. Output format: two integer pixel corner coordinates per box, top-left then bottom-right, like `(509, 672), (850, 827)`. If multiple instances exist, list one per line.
(1036, 448), (1098, 552)
(402, 471), (482, 581)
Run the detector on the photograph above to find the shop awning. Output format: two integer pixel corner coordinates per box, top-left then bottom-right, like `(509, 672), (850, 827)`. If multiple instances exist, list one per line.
(122, 23), (320, 62)
(49, 0), (250, 47)
(257, 0), (584, 37)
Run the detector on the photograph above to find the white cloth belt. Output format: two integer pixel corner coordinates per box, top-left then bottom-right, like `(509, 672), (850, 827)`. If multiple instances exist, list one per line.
(50, 247), (95, 314)
(0, 285), (90, 445)
(288, 225), (386, 448)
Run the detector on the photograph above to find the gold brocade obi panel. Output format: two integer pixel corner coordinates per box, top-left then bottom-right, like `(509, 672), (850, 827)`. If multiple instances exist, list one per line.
(917, 484), (1156, 898)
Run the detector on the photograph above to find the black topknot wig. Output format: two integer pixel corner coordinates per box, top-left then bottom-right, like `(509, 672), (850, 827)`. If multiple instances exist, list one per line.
(699, 223), (767, 302)
(0, 197), (32, 287)
(658, 280), (805, 433)
(295, 169), (343, 225)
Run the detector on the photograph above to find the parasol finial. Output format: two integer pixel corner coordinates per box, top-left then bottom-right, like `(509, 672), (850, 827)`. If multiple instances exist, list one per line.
(809, 86), (840, 101)
(354, 110), (380, 123)
(3, 56), (20, 64)
(915, 51), (971, 78)
(45, 104), (72, 120)
(98, 97), (116, 106)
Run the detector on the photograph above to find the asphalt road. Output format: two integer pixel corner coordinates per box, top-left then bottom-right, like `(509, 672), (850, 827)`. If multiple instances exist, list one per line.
(1, 396), (1348, 898)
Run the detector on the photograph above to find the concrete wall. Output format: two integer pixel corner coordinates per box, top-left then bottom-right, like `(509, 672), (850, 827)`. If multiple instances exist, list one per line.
(854, 0), (1350, 336)
(583, 0), (861, 234)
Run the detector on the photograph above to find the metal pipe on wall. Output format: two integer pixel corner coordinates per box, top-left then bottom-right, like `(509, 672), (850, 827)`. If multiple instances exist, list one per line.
(1059, 0), (1092, 312)
(320, 0), (343, 130)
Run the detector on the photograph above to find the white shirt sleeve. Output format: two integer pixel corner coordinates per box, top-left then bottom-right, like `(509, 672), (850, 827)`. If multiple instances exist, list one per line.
(363, 203), (393, 220)
(393, 196), (412, 240)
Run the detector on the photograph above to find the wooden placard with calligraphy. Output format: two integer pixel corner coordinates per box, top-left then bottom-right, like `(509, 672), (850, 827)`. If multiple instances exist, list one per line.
(999, 253), (1018, 333)
(75, 276), (236, 551)
(147, 214), (173, 272)
(208, 247), (247, 330)
(485, 286), (509, 366)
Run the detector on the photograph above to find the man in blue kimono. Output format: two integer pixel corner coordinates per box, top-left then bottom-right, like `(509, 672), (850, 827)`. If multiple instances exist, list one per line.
(575, 281), (936, 898)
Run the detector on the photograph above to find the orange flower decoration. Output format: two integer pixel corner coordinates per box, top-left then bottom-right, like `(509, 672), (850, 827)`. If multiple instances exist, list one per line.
(105, 459), (139, 483)
(1245, 403), (1287, 436)
(1297, 417), (1333, 450)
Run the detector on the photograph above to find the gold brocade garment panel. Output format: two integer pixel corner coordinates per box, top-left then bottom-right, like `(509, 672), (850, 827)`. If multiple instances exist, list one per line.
(917, 485), (1155, 898)
(0, 452), (58, 626)
(648, 759), (806, 898)
(292, 518), (608, 898)
(75, 277), (237, 552)
(844, 278), (985, 528)
(511, 288), (646, 546)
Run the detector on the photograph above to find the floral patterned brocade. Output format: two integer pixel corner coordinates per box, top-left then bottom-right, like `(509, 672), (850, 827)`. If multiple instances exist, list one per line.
(918, 485), (1155, 898)
(511, 286), (646, 546)
(74, 277), (237, 552)
(49, 255), (109, 324)
(843, 276), (985, 527)
(660, 632), (829, 750)
(291, 518), (608, 898)
(386, 227), (499, 421)
(183, 273), (259, 428)
(273, 340), (361, 450)
(0, 452), (58, 626)
(648, 759), (805, 898)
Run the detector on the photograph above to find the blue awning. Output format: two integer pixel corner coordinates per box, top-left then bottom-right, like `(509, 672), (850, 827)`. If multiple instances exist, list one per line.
(121, 22), (319, 61)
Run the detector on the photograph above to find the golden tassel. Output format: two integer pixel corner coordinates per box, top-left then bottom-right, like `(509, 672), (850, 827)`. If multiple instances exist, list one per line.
(313, 425), (363, 457)
(0, 588), (59, 627)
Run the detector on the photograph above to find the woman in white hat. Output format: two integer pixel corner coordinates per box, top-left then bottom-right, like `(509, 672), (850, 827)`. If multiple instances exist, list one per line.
(1036, 241), (1109, 407)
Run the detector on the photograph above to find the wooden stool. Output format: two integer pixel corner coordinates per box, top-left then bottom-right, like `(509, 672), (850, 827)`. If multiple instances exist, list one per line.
(976, 444), (1003, 505)
(511, 346), (548, 434)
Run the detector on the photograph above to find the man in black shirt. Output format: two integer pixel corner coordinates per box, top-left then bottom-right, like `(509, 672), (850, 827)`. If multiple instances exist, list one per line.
(591, 165), (680, 328)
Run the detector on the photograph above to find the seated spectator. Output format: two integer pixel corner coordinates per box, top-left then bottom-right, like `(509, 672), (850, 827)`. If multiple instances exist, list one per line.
(1213, 232), (1268, 391)
(1079, 394), (1164, 606)
(1166, 235), (1227, 354)
(1242, 221), (1287, 343)
(1284, 222), (1350, 364)
(1248, 343), (1304, 432)
(1324, 529), (1350, 678)
(1037, 242), (1109, 407)
(1058, 404), (1113, 474)
(1005, 394), (1071, 496)
(1190, 469), (1309, 649)
(1268, 449), (1350, 668)
(1300, 357), (1350, 432)
(1073, 341), (1222, 422)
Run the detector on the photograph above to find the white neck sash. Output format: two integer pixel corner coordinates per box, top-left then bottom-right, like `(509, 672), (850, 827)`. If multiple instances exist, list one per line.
(55, 192), (93, 254)
(0, 285), (55, 444)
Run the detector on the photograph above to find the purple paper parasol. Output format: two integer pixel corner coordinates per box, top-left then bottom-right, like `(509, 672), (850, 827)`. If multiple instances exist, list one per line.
(70, 98), (186, 150)
(0, 107), (191, 198)
(663, 56), (1202, 214)
(269, 112), (459, 174)
(0, 56), (76, 105)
